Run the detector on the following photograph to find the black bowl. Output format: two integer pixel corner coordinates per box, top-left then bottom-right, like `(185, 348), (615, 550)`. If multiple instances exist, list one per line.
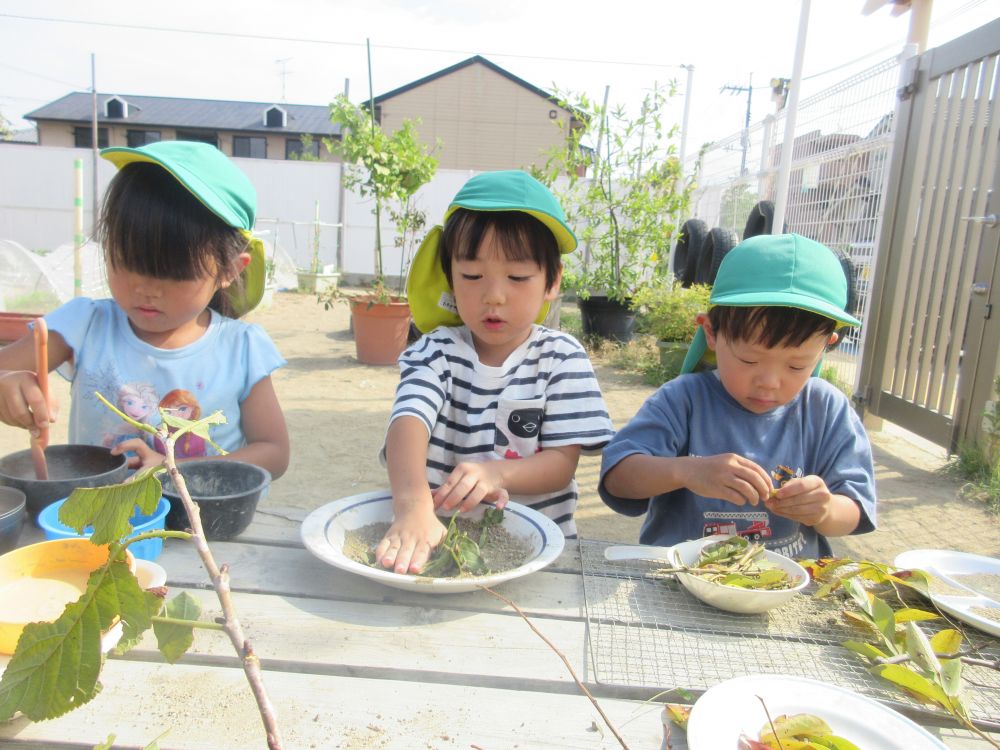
(162, 459), (270, 541)
(0, 486), (27, 554)
(0, 444), (129, 518)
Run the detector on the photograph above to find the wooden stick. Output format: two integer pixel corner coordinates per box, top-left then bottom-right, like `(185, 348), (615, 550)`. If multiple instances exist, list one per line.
(162, 433), (284, 749)
(481, 585), (631, 750)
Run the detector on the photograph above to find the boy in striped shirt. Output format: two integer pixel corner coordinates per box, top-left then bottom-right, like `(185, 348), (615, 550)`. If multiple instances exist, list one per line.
(376, 171), (615, 574)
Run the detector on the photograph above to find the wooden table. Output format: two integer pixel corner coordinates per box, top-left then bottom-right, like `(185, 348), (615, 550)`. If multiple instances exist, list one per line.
(1, 509), (669, 749)
(1, 508), (996, 749)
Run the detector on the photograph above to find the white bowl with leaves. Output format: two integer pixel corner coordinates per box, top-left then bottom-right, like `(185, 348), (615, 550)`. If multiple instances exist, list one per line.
(300, 490), (565, 594)
(670, 534), (809, 614)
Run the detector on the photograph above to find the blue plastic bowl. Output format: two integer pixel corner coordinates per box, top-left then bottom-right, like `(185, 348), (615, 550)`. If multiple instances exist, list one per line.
(37, 496), (170, 561)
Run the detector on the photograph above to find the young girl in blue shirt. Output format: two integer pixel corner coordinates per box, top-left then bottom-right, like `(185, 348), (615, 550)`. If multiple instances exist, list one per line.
(0, 141), (289, 479)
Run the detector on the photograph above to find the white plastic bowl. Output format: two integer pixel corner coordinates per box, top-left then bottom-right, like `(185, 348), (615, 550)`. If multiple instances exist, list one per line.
(670, 534), (809, 614)
(301, 490), (565, 594)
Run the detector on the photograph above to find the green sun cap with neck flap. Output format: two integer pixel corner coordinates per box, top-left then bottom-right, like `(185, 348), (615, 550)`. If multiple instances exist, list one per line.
(101, 140), (265, 317)
(680, 233), (862, 375)
(407, 170), (577, 333)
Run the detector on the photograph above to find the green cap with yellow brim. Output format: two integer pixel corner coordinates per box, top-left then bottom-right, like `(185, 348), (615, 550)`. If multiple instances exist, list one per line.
(407, 170), (577, 333)
(101, 140), (265, 317)
(680, 233), (862, 376)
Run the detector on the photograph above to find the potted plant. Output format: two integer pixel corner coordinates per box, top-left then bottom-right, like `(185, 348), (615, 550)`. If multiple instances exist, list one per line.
(535, 83), (691, 342)
(321, 94), (438, 365)
(632, 280), (711, 379)
(296, 200), (342, 294)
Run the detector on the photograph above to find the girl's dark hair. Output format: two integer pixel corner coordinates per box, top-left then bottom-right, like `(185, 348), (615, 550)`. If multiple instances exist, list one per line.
(708, 305), (838, 349)
(97, 162), (249, 318)
(438, 208), (561, 290)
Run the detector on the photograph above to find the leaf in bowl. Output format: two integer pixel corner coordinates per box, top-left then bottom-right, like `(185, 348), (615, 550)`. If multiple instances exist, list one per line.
(679, 538), (800, 591)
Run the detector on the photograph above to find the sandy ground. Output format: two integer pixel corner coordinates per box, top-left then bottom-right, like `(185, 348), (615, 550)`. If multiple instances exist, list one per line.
(3, 290), (998, 562)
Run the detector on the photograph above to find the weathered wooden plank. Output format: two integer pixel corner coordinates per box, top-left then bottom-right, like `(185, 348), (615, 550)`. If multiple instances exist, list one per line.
(156, 539), (588, 618)
(123, 586), (599, 688)
(0, 660), (668, 749)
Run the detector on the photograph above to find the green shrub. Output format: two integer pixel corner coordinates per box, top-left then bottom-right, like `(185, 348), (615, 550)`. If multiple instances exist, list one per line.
(631, 281), (711, 342)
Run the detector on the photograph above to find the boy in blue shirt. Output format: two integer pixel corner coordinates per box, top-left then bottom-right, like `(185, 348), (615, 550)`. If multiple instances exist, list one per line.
(599, 233), (876, 558)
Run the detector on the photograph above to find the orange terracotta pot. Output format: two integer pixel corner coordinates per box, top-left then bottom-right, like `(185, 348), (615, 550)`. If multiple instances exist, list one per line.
(0, 312), (39, 344)
(350, 297), (412, 366)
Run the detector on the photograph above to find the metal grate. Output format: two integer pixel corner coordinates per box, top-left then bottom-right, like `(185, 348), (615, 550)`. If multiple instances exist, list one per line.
(580, 539), (1000, 725)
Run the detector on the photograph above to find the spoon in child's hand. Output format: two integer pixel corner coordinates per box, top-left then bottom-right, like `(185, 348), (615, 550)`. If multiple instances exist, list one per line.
(30, 317), (50, 480)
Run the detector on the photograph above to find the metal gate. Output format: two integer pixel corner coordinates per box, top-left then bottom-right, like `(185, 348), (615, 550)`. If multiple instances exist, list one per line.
(858, 19), (1000, 451)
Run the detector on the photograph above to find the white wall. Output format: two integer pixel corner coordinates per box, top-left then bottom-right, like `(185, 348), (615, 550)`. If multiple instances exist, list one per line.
(0, 144), (481, 281)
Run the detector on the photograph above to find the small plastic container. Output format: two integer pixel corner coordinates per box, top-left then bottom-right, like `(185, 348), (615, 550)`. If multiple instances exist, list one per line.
(37, 496), (170, 561)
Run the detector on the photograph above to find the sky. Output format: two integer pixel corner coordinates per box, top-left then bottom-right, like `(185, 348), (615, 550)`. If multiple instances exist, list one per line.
(1, 0), (998, 154)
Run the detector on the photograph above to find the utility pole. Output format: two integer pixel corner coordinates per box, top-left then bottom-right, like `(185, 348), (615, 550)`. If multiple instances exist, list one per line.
(721, 73), (753, 176)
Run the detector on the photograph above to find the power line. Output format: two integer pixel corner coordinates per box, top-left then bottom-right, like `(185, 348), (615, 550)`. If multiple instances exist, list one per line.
(0, 12), (689, 71)
(0, 60), (86, 89)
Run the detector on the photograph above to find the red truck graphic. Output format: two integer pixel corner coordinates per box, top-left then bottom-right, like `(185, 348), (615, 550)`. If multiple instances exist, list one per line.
(703, 519), (772, 542)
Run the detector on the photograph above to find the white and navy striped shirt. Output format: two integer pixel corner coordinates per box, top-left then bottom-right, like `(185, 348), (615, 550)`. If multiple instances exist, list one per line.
(384, 324), (615, 538)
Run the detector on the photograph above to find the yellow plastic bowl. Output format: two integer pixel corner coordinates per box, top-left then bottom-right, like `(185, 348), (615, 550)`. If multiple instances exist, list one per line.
(0, 538), (134, 654)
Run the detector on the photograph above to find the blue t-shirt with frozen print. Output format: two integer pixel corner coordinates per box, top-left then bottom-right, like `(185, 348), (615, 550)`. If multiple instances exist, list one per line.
(44, 297), (285, 457)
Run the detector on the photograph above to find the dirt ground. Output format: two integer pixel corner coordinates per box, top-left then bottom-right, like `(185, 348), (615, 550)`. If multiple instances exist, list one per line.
(4, 290), (998, 562)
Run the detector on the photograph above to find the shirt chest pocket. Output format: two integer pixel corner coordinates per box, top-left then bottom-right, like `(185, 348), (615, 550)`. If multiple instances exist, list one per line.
(494, 397), (545, 459)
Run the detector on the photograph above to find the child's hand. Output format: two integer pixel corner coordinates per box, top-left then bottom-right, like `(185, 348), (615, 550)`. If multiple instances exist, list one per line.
(432, 461), (510, 513)
(765, 474), (832, 526)
(683, 453), (773, 507)
(375, 505), (447, 574)
(111, 438), (165, 471)
(0, 370), (59, 436)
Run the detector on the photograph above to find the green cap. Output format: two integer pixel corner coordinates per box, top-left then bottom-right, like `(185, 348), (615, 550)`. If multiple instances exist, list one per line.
(101, 141), (265, 317)
(680, 233), (861, 375)
(408, 170), (577, 333)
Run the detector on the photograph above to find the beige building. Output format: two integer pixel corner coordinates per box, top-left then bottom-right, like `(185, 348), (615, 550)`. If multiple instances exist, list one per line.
(23, 55), (579, 172)
(373, 55), (581, 172)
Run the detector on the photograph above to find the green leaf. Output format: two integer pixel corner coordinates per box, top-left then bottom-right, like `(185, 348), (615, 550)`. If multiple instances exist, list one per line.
(697, 536), (749, 565)
(870, 663), (953, 711)
(940, 656), (964, 700)
(93, 735), (117, 750)
(114, 587), (164, 656)
(665, 703), (690, 730)
(160, 409), (227, 443)
(870, 594), (897, 647)
(904, 621), (942, 679)
(769, 712), (833, 739)
(0, 555), (139, 721)
(154, 592), (201, 664)
(842, 577), (873, 615)
(60, 473), (163, 544)
(842, 639), (888, 662)
(814, 737), (862, 750)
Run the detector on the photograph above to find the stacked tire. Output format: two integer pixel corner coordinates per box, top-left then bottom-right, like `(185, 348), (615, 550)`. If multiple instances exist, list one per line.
(694, 227), (739, 285)
(675, 219), (707, 287)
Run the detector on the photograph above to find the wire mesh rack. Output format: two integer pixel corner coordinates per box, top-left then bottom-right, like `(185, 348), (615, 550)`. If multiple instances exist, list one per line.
(580, 539), (1000, 726)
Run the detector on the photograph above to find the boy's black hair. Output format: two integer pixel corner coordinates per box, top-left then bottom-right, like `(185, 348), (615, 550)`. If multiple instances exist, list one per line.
(438, 208), (561, 290)
(97, 162), (249, 318)
(708, 305), (837, 349)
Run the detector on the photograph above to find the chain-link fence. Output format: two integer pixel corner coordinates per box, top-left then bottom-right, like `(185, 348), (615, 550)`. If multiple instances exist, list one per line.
(686, 56), (904, 389)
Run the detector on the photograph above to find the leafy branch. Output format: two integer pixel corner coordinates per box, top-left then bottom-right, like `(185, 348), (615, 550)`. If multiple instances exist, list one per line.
(0, 392), (284, 748)
(809, 560), (999, 747)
